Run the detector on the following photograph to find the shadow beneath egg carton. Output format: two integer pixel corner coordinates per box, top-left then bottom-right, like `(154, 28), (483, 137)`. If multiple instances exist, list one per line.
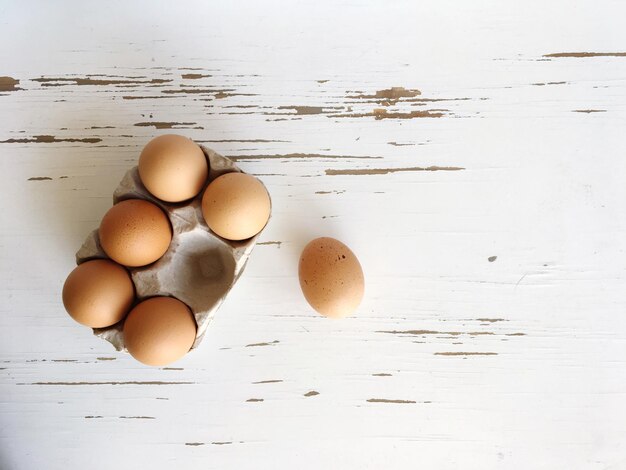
(75, 145), (270, 351)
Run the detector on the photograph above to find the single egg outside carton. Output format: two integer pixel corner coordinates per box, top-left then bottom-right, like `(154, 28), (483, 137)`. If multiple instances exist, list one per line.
(298, 237), (365, 319)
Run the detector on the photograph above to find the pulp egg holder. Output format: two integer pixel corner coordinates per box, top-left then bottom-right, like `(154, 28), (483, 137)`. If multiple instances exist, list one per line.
(75, 145), (270, 352)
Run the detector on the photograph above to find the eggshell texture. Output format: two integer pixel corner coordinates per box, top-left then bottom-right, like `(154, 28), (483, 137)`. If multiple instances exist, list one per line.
(201, 172), (271, 241)
(138, 134), (208, 202)
(298, 237), (364, 318)
(62, 259), (134, 328)
(123, 296), (197, 366)
(99, 199), (172, 267)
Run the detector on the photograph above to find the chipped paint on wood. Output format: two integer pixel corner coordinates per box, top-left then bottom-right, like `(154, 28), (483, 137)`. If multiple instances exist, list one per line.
(197, 139), (289, 143)
(434, 352), (498, 356)
(330, 109), (446, 119)
(277, 106), (326, 115)
(161, 88), (235, 95)
(214, 92), (257, 99)
(24, 381), (194, 386)
(532, 81), (567, 86)
(387, 141), (416, 146)
(379, 329), (462, 336)
(230, 153), (381, 161)
(32, 76), (172, 86)
(181, 73), (212, 79)
(257, 241), (282, 247)
(1, 135), (102, 144)
(134, 122), (197, 129)
(350, 87), (421, 102)
(325, 166), (464, 176)
(0, 76), (21, 92)
(315, 190), (345, 195)
(543, 52), (626, 58)
(122, 95), (175, 100)
(367, 398), (416, 404)
(245, 340), (280, 347)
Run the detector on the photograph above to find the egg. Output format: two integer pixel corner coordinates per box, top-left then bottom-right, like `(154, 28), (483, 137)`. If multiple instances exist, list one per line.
(201, 172), (270, 241)
(99, 199), (172, 267)
(123, 296), (196, 366)
(298, 237), (364, 318)
(138, 134), (208, 202)
(62, 259), (134, 328)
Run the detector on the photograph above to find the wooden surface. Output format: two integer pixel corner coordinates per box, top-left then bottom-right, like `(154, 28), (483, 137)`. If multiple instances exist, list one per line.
(1, 1), (626, 469)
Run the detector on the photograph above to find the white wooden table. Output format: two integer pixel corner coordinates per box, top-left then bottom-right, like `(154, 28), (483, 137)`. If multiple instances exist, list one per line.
(2, 1), (625, 468)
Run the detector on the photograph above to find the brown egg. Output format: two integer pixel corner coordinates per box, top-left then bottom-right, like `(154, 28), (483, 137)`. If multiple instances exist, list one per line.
(138, 134), (208, 202)
(201, 172), (271, 241)
(298, 237), (364, 318)
(62, 259), (134, 328)
(99, 199), (172, 267)
(123, 297), (196, 366)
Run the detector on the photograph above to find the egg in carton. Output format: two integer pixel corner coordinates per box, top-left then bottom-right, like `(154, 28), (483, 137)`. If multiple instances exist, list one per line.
(75, 145), (269, 352)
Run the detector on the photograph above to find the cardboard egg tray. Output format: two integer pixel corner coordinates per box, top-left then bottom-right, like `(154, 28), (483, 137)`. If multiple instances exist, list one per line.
(75, 145), (269, 351)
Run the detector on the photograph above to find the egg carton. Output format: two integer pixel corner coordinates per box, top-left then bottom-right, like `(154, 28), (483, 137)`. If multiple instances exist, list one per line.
(75, 145), (268, 351)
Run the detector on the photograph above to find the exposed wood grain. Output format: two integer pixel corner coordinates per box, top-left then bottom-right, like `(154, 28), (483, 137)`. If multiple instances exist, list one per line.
(1, 135), (102, 144)
(325, 166), (464, 176)
(366, 398), (417, 404)
(543, 52), (626, 57)
(245, 340), (280, 347)
(0, 76), (21, 92)
(23, 381), (194, 386)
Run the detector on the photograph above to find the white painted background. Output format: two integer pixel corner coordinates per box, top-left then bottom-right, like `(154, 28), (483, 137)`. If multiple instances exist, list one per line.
(1, 1), (626, 469)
